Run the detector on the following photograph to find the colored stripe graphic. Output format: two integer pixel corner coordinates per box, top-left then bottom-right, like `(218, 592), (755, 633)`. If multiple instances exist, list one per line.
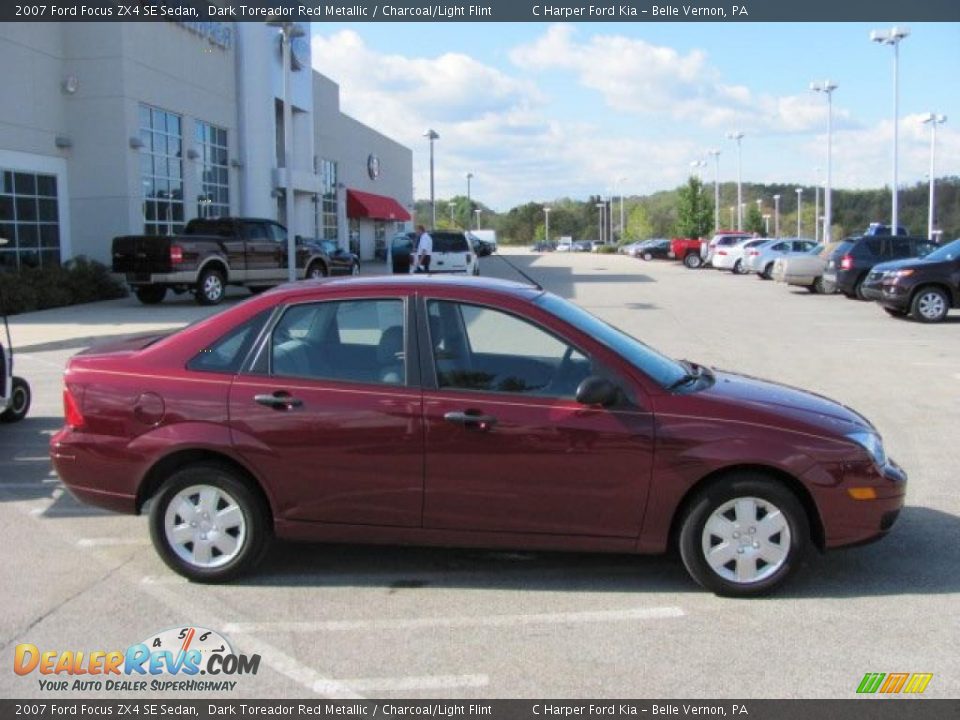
(879, 673), (909, 693)
(903, 673), (934, 694)
(857, 673), (885, 693)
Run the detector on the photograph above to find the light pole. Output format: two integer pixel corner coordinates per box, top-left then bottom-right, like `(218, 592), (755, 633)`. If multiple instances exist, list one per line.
(689, 160), (706, 182)
(424, 129), (439, 227)
(727, 131), (745, 230)
(814, 167), (821, 242)
(810, 81), (838, 243)
(729, 205), (735, 228)
(267, 19), (306, 282)
(921, 113), (946, 240)
(763, 214), (771, 236)
(870, 26), (910, 232)
(773, 194), (781, 238)
(708, 149), (721, 231)
(796, 188), (803, 237)
(474, 208), (481, 229)
(617, 177), (627, 241)
(544, 207), (551, 243)
(466, 172), (473, 229)
(595, 202), (605, 245)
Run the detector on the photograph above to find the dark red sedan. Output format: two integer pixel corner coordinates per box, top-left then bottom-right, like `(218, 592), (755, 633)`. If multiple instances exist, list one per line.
(50, 277), (906, 596)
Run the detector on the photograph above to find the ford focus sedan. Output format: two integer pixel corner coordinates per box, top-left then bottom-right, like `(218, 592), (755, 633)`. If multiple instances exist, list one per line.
(50, 277), (906, 596)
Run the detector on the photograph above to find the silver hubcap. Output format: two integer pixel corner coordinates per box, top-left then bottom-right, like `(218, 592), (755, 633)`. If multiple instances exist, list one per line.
(918, 292), (946, 320)
(164, 485), (246, 569)
(203, 275), (223, 300)
(702, 496), (791, 584)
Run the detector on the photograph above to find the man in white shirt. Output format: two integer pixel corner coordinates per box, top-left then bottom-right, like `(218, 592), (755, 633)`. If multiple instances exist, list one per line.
(414, 225), (433, 273)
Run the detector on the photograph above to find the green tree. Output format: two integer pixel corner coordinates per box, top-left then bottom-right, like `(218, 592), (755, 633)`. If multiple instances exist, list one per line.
(746, 205), (765, 236)
(675, 176), (714, 238)
(623, 202), (653, 242)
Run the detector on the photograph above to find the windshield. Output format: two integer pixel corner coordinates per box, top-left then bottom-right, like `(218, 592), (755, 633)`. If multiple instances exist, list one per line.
(924, 238), (960, 262)
(535, 293), (688, 389)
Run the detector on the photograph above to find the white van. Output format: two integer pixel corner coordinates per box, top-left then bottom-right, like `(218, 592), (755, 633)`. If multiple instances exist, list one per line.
(387, 230), (478, 275)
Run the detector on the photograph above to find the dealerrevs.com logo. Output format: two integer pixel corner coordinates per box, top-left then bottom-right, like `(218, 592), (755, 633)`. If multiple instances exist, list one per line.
(14, 626), (260, 693)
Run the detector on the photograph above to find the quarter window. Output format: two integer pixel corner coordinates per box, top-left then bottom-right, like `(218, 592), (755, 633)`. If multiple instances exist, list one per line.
(427, 300), (592, 399)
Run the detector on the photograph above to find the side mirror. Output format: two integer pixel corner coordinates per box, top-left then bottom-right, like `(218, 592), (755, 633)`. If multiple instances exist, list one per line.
(575, 376), (619, 407)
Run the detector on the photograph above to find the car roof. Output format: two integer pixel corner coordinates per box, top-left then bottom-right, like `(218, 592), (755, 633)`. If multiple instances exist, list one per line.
(262, 275), (543, 302)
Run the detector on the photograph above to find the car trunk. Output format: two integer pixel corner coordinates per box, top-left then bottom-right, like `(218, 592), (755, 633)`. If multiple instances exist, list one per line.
(112, 236), (174, 275)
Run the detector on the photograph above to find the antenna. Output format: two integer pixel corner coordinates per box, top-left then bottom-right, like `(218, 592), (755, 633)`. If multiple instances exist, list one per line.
(495, 253), (543, 291)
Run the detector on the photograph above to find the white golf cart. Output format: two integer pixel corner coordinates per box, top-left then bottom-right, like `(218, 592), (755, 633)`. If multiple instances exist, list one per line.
(0, 238), (31, 423)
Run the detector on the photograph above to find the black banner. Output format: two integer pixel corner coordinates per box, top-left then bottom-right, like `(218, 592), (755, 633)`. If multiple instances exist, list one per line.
(3, 700), (959, 719)
(3, 0), (960, 23)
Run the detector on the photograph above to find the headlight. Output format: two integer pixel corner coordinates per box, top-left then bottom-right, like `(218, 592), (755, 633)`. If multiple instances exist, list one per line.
(847, 431), (887, 467)
(892, 268), (914, 279)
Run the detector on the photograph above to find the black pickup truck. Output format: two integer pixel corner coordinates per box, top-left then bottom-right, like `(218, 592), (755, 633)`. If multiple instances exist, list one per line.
(112, 217), (356, 305)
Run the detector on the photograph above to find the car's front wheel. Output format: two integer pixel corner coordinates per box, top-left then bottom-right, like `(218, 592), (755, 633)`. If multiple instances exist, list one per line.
(149, 463), (270, 582)
(642, 252), (653, 261)
(678, 474), (809, 597)
(910, 286), (950, 323)
(195, 268), (225, 306)
(0, 377), (31, 423)
(683, 253), (702, 269)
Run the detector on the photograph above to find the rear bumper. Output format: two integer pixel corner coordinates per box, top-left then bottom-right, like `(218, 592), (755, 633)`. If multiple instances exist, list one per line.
(124, 271), (198, 286)
(50, 427), (139, 514)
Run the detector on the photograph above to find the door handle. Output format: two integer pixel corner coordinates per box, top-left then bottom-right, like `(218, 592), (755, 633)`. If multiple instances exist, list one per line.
(254, 392), (303, 410)
(444, 410), (497, 430)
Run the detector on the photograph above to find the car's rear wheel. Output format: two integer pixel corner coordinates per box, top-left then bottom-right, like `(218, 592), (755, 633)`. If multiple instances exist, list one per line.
(678, 474), (809, 597)
(683, 253), (702, 269)
(643, 252), (653, 261)
(812, 276), (826, 294)
(307, 262), (328, 279)
(760, 263), (774, 280)
(910, 286), (950, 323)
(196, 268), (225, 306)
(149, 463), (270, 582)
(0, 377), (31, 423)
(732, 259), (743, 274)
(854, 276), (869, 300)
(135, 285), (167, 305)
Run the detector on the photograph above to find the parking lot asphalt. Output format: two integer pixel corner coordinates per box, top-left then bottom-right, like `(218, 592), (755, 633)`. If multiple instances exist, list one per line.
(1, 250), (958, 699)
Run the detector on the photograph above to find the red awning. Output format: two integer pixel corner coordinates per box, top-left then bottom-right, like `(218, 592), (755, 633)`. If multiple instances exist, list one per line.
(346, 189), (411, 221)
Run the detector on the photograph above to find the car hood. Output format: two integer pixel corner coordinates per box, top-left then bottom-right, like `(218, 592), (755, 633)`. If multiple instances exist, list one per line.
(700, 369), (872, 435)
(869, 258), (917, 274)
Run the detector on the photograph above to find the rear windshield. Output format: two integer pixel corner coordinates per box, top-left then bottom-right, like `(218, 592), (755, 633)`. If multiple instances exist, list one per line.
(184, 219), (234, 236)
(433, 233), (469, 253)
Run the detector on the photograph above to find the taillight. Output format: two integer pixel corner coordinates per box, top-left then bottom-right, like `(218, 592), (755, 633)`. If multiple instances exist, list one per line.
(717, 250), (727, 256)
(840, 254), (853, 271)
(748, 250), (759, 257)
(170, 245), (184, 265)
(63, 387), (84, 430)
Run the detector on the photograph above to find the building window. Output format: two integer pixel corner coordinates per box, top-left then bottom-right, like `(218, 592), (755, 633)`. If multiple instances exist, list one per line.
(319, 159), (338, 241)
(194, 121), (229, 219)
(0, 169), (60, 271)
(139, 104), (184, 236)
(374, 221), (386, 260)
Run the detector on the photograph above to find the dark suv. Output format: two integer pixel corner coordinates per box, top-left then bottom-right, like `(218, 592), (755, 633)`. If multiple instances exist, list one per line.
(879, 238), (960, 322)
(822, 235), (938, 299)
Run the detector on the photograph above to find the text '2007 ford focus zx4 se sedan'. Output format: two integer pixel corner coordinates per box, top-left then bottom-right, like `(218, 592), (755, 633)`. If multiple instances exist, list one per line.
(50, 276), (906, 597)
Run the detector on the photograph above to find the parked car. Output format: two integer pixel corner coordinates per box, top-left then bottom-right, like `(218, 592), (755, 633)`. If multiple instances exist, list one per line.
(467, 232), (495, 257)
(670, 237), (706, 268)
(712, 237), (767, 274)
(572, 240), (593, 252)
(822, 235), (937, 299)
(555, 238), (573, 252)
(387, 230), (478, 276)
(703, 231), (754, 267)
(619, 241), (645, 257)
(112, 217), (334, 305)
(772, 242), (841, 293)
(864, 222), (908, 237)
(316, 239), (360, 276)
(51, 276), (906, 597)
(531, 241), (557, 252)
(879, 237), (960, 322)
(744, 238), (818, 279)
(637, 238), (672, 261)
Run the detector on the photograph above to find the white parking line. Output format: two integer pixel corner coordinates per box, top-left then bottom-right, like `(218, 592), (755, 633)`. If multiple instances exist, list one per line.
(224, 606), (685, 634)
(313, 674), (488, 695)
(77, 537), (149, 547)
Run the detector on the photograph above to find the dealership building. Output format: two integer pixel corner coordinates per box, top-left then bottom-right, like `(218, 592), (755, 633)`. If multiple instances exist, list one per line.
(0, 21), (413, 270)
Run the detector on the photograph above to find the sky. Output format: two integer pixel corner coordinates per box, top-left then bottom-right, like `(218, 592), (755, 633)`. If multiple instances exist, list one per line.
(310, 22), (960, 212)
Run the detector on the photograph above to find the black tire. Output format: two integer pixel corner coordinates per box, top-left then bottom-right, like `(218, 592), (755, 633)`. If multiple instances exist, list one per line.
(812, 276), (826, 294)
(306, 262), (328, 280)
(678, 473), (809, 597)
(0, 377), (31, 423)
(909, 286), (950, 323)
(148, 463), (271, 583)
(642, 252), (653, 261)
(732, 259), (743, 274)
(683, 253), (702, 269)
(853, 275), (868, 301)
(135, 285), (167, 305)
(760, 262), (774, 280)
(195, 268), (226, 306)
(882, 307), (906, 317)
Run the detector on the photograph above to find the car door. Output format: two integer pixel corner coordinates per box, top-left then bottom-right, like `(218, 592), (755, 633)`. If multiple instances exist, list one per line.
(241, 221), (280, 282)
(228, 295), (424, 527)
(419, 296), (654, 538)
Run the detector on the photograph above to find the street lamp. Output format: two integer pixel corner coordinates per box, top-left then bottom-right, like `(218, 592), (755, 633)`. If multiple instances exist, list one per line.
(921, 113), (947, 240)
(773, 194), (781, 237)
(870, 26), (910, 232)
(727, 131), (745, 230)
(795, 188), (803, 237)
(810, 81), (838, 242)
(595, 202), (605, 245)
(763, 214), (771, 236)
(544, 207), (551, 243)
(689, 160), (706, 182)
(729, 205), (735, 228)
(266, 19), (306, 282)
(424, 129), (439, 227)
(707, 149), (721, 231)
(617, 176), (627, 241)
(466, 172), (473, 228)
(814, 167), (821, 242)
(474, 208), (481, 228)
